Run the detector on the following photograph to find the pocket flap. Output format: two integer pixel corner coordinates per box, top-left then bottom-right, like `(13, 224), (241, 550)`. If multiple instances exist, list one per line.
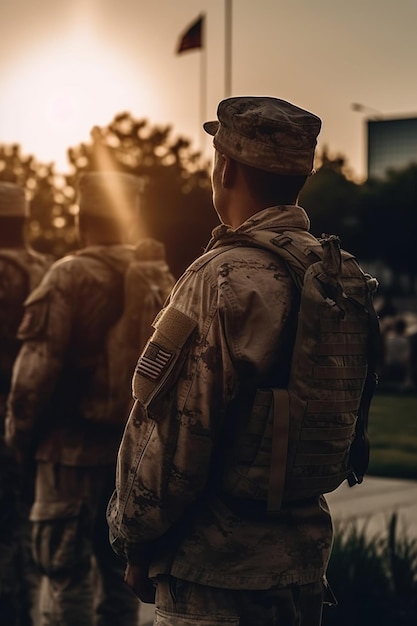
(133, 306), (197, 412)
(30, 500), (83, 522)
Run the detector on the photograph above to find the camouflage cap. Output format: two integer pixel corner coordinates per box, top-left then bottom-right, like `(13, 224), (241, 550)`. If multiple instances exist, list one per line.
(203, 96), (321, 175)
(77, 171), (141, 219)
(0, 182), (28, 217)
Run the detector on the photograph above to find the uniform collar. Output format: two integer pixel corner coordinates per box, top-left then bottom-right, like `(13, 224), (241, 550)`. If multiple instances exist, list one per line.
(206, 205), (310, 251)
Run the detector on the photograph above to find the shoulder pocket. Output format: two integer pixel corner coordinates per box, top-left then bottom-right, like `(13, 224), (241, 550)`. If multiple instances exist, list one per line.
(132, 306), (197, 420)
(18, 283), (51, 340)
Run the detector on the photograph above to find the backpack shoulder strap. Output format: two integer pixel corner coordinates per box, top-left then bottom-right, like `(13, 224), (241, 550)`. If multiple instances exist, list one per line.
(209, 229), (324, 290)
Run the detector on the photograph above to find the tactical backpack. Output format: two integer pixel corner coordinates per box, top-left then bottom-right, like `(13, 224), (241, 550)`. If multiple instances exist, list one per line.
(81, 238), (176, 426)
(214, 229), (381, 513)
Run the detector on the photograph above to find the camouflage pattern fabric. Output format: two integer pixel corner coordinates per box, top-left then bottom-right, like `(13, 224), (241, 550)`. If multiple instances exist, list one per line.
(0, 247), (51, 422)
(5, 245), (134, 463)
(0, 252), (28, 405)
(107, 205), (333, 591)
(31, 463), (139, 626)
(203, 96), (321, 175)
(154, 576), (325, 626)
(5, 244), (147, 626)
(0, 247), (51, 626)
(0, 437), (26, 626)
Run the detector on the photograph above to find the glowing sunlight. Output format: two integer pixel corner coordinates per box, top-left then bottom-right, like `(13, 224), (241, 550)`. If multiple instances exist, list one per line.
(1, 18), (148, 172)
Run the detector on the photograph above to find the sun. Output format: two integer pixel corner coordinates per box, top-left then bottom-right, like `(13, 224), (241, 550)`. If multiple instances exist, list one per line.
(0, 20), (150, 172)
(46, 90), (81, 132)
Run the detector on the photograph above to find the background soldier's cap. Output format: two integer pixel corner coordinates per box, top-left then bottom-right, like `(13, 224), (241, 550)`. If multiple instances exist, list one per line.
(0, 181), (28, 217)
(77, 171), (142, 219)
(203, 96), (322, 175)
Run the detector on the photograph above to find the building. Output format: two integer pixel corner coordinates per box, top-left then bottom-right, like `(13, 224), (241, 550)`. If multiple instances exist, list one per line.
(367, 116), (417, 180)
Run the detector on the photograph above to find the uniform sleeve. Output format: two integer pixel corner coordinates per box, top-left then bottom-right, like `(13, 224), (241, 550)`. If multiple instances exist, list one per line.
(107, 254), (294, 564)
(5, 265), (74, 454)
(106, 273), (236, 563)
(0, 258), (29, 383)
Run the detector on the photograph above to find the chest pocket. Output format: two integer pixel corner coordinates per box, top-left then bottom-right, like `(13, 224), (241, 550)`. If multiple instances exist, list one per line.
(132, 306), (197, 420)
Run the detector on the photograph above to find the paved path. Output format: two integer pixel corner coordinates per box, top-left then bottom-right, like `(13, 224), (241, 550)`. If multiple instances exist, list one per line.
(326, 475), (417, 537)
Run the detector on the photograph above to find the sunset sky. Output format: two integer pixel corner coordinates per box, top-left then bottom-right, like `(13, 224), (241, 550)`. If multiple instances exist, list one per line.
(1, 0), (416, 180)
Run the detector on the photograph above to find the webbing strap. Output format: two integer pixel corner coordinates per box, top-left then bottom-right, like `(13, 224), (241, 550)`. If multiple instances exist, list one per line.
(313, 365), (368, 379)
(267, 389), (290, 513)
(301, 425), (354, 440)
(294, 451), (347, 466)
(287, 471), (350, 492)
(307, 397), (361, 413)
(320, 320), (367, 333)
(316, 343), (367, 356)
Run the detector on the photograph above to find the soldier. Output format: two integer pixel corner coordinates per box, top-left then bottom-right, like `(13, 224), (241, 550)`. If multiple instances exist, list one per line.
(5, 171), (169, 626)
(107, 98), (375, 625)
(0, 181), (51, 420)
(0, 181), (51, 626)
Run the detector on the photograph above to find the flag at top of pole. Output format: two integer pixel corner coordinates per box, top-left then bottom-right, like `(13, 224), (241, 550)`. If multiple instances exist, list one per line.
(176, 14), (204, 53)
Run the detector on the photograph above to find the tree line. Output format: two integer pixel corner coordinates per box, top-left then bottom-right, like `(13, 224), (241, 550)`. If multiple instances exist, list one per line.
(1, 112), (416, 291)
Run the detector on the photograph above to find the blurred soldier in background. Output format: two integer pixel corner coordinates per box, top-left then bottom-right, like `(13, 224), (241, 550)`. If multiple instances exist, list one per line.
(0, 181), (52, 626)
(6, 171), (174, 626)
(0, 181), (51, 422)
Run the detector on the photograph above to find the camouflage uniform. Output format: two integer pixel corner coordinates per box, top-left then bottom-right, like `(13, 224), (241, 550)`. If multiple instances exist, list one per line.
(0, 247), (52, 398)
(1, 182), (52, 626)
(107, 206), (333, 621)
(6, 245), (140, 626)
(0, 442), (24, 626)
(0, 181), (51, 423)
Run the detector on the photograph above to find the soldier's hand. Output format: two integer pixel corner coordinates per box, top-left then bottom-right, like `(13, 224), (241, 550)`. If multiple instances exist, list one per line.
(124, 562), (156, 604)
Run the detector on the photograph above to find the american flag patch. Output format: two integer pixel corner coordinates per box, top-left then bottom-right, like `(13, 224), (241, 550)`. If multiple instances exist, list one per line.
(136, 342), (173, 381)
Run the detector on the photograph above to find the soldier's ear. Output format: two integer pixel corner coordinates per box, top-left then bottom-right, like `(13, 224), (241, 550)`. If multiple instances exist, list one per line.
(221, 155), (237, 189)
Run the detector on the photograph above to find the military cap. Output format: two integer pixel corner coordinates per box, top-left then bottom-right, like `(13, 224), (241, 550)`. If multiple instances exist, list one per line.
(203, 96), (321, 175)
(0, 181), (28, 217)
(77, 171), (141, 219)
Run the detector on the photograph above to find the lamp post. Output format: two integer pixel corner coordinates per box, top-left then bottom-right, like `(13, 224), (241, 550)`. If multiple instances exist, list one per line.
(351, 103), (383, 120)
(351, 104), (386, 180)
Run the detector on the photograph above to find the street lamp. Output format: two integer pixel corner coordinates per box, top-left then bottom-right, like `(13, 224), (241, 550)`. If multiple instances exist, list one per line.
(351, 103), (383, 120)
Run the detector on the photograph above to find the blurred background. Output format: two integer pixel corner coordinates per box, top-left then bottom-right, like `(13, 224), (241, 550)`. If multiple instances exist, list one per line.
(1, 2), (417, 623)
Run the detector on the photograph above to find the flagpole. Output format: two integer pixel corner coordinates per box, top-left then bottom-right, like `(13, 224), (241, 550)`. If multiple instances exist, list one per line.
(176, 14), (206, 153)
(225, 0), (232, 97)
(200, 15), (207, 152)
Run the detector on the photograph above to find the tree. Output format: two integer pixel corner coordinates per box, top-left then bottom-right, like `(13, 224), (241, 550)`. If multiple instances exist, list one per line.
(66, 113), (217, 277)
(300, 148), (363, 254)
(0, 144), (78, 256)
(359, 165), (417, 293)
(301, 149), (417, 294)
(2, 128), (416, 293)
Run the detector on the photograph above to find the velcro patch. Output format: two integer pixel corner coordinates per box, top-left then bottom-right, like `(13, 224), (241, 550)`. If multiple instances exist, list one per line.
(136, 341), (173, 381)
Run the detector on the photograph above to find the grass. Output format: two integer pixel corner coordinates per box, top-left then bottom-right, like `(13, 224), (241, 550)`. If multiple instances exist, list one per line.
(323, 513), (417, 626)
(368, 392), (417, 479)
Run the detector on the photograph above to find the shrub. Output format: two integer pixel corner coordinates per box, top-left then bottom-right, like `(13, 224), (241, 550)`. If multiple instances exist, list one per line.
(323, 513), (417, 626)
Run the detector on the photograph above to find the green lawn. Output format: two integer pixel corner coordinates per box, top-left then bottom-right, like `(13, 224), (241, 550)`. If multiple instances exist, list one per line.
(368, 392), (417, 479)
